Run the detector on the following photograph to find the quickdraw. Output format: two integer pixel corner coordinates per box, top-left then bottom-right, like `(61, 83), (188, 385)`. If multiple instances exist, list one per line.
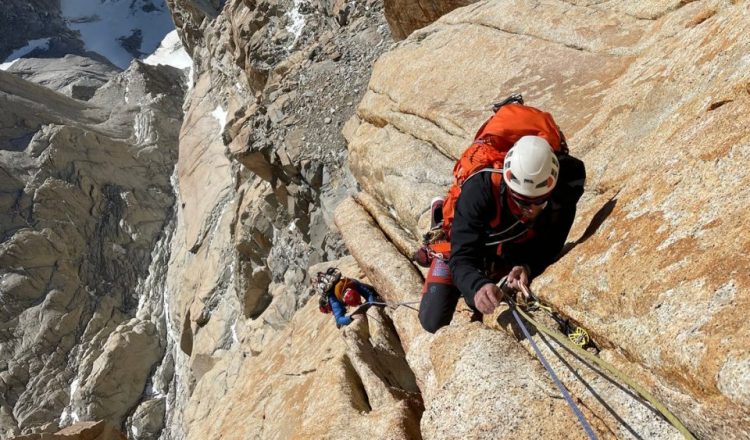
(416, 225), (451, 267)
(428, 249), (447, 262)
(517, 282), (592, 349)
(568, 327), (590, 347)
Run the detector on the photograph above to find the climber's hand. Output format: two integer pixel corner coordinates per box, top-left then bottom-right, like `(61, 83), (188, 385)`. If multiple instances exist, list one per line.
(507, 266), (529, 290)
(474, 283), (501, 315)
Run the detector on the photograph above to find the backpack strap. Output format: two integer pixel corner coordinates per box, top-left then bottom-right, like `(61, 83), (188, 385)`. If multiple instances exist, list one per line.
(490, 172), (503, 228)
(463, 167), (503, 185)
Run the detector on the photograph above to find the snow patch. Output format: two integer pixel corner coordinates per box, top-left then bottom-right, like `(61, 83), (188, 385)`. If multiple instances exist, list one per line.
(0, 38), (52, 70)
(60, 378), (81, 426)
(0, 59), (19, 71)
(71, 379), (80, 396)
(231, 321), (239, 344)
(61, 0), (174, 69)
(144, 30), (192, 70)
(211, 106), (228, 134)
(134, 111), (155, 145)
(286, 0), (305, 43)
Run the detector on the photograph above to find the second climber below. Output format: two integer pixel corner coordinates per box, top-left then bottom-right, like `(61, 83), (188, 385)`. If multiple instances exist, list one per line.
(315, 267), (379, 328)
(417, 97), (586, 333)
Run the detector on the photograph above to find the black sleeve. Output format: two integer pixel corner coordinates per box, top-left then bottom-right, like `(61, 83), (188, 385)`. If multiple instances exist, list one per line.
(506, 155), (586, 277)
(448, 174), (496, 307)
(507, 204), (576, 278)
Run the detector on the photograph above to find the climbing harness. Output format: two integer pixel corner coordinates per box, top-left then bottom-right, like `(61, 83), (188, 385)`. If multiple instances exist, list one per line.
(502, 281), (697, 440)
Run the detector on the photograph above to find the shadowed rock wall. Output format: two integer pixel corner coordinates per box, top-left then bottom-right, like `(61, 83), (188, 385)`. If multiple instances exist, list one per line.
(0, 60), (186, 438)
(383, 0), (477, 40)
(158, 0), (399, 437)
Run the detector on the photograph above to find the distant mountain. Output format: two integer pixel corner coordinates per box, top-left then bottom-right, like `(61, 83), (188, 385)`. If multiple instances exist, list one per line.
(60, 0), (175, 69)
(0, 0), (175, 70)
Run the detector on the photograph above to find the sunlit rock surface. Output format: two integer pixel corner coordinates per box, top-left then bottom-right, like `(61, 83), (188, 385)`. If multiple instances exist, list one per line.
(2, 0), (748, 438)
(10, 421), (127, 440)
(161, 0), (395, 437)
(342, 0), (750, 438)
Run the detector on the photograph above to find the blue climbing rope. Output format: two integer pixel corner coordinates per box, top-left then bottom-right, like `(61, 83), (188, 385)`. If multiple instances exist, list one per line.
(510, 307), (599, 440)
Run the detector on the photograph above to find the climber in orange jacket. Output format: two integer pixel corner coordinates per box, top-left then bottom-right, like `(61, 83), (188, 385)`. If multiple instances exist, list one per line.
(416, 97), (586, 333)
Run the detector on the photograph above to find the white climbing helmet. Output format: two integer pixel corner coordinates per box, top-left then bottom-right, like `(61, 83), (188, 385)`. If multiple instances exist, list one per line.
(503, 136), (559, 198)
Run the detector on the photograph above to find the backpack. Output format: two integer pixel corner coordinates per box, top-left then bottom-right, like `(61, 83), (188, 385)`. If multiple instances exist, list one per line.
(315, 267), (341, 313)
(316, 268), (362, 313)
(440, 94), (568, 235)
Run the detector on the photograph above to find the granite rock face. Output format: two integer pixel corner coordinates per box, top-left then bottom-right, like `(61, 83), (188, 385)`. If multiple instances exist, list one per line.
(342, 0), (750, 438)
(5, 56), (119, 100)
(333, 195), (683, 439)
(181, 258), (422, 440)
(159, 0), (394, 437)
(164, 0), (225, 56)
(9, 421), (127, 440)
(3, 0), (748, 438)
(0, 59), (185, 438)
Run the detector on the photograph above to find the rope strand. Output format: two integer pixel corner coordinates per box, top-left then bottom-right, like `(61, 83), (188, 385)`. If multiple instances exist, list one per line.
(510, 283), (696, 439)
(510, 306), (599, 440)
